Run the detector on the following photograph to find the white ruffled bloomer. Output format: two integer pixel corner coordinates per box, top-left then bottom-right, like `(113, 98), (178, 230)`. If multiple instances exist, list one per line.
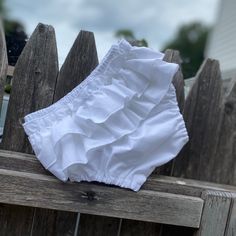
(22, 39), (189, 191)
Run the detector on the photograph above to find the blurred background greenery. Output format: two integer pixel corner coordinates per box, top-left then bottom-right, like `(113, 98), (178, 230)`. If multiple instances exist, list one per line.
(115, 23), (210, 79)
(1, 0), (27, 66)
(1, 0), (211, 79)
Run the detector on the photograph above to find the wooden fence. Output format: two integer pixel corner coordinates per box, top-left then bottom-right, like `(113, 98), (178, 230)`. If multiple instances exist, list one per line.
(0, 21), (236, 236)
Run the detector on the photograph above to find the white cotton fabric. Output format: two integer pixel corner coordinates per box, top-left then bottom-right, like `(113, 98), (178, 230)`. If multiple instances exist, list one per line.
(22, 39), (189, 191)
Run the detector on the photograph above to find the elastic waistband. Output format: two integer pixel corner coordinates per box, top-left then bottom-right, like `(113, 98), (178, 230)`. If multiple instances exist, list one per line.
(23, 39), (133, 123)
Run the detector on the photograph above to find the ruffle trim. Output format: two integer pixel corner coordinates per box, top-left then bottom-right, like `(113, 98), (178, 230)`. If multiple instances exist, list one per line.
(26, 84), (189, 193)
(21, 39), (185, 192)
(22, 39), (177, 136)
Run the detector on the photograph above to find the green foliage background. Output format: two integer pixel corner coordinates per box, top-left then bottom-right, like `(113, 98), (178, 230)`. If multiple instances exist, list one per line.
(162, 22), (210, 79)
(115, 29), (148, 47)
(1, 0), (28, 66)
(115, 23), (210, 79)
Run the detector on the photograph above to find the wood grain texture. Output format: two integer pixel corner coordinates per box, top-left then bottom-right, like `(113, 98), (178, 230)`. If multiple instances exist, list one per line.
(29, 23), (77, 236)
(163, 49), (185, 112)
(2, 149), (236, 234)
(30, 29), (99, 236)
(121, 49), (186, 236)
(0, 23), (77, 236)
(160, 59), (224, 236)
(157, 49), (185, 176)
(144, 175), (236, 197)
(51, 29), (113, 236)
(2, 149), (236, 197)
(225, 193), (236, 236)
(0, 23), (60, 236)
(1, 23), (59, 153)
(213, 79), (236, 184)
(0, 204), (34, 236)
(0, 149), (51, 175)
(30, 208), (77, 236)
(172, 59), (223, 180)
(53, 30), (98, 102)
(194, 190), (232, 236)
(0, 18), (8, 111)
(0, 168), (203, 228)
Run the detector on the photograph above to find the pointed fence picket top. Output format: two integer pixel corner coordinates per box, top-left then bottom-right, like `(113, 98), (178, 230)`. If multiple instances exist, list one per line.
(172, 58), (224, 180)
(0, 23), (78, 236)
(1, 23), (59, 153)
(0, 23), (61, 235)
(72, 33), (123, 236)
(53, 30), (98, 102)
(0, 18), (8, 111)
(31, 29), (100, 235)
(163, 49), (185, 112)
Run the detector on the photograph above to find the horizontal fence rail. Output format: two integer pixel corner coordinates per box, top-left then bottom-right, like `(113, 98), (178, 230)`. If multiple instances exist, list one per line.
(1, 149), (236, 230)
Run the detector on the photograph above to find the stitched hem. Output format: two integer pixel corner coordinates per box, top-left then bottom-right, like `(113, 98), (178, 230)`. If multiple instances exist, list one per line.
(66, 172), (145, 192)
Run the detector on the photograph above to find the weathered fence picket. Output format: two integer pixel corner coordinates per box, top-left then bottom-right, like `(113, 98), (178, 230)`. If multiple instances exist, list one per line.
(172, 59), (223, 180)
(0, 23), (77, 236)
(159, 49), (185, 177)
(213, 80), (236, 185)
(225, 193), (236, 236)
(54, 29), (103, 236)
(53, 30), (98, 102)
(1, 23), (59, 153)
(194, 191), (232, 236)
(1, 21), (236, 236)
(158, 57), (231, 236)
(118, 49), (186, 236)
(0, 18), (8, 111)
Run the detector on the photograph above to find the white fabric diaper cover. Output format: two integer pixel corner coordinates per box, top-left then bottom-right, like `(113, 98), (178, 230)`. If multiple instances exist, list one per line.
(22, 39), (189, 191)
